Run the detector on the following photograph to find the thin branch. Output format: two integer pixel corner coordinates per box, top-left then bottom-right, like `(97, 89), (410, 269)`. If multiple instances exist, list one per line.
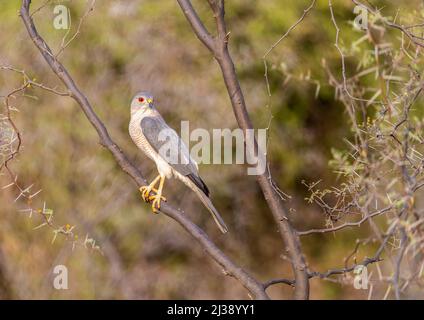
(393, 228), (408, 300)
(263, 0), (316, 59)
(55, 0), (96, 58)
(308, 221), (397, 280)
(266, 222), (398, 289)
(352, 0), (424, 48)
(262, 0), (316, 96)
(176, 0), (215, 52)
(298, 206), (393, 236)
(263, 278), (295, 289)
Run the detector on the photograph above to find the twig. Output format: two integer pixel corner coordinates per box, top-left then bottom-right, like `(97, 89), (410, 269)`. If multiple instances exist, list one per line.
(393, 228), (408, 300)
(298, 206), (393, 236)
(262, 0), (316, 96)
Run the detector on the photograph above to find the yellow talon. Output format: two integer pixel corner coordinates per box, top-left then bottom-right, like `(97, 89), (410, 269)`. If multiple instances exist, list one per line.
(139, 186), (152, 202)
(148, 194), (167, 202)
(140, 186), (166, 203)
(139, 174), (166, 214)
(151, 194), (163, 213)
(139, 175), (162, 202)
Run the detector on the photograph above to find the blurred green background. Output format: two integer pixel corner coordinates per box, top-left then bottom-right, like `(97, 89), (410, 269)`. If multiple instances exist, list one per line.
(0, 0), (418, 299)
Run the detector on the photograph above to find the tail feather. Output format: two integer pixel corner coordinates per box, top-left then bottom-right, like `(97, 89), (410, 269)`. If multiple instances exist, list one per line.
(193, 186), (228, 234)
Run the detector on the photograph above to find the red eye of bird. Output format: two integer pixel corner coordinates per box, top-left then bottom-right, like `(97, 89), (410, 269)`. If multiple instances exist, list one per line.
(138, 97), (145, 103)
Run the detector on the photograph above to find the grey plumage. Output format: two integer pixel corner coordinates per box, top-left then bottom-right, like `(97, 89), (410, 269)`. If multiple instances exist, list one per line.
(129, 92), (228, 233)
(141, 116), (210, 195)
(140, 117), (197, 177)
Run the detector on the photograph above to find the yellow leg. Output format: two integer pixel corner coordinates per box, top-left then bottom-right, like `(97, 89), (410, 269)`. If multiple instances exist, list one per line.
(147, 189), (166, 202)
(151, 175), (165, 213)
(139, 175), (161, 202)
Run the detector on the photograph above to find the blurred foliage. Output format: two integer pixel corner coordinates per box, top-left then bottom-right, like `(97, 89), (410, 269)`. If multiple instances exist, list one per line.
(0, 0), (423, 299)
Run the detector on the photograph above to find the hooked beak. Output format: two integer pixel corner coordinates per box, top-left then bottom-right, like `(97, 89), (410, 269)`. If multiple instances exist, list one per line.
(147, 98), (153, 108)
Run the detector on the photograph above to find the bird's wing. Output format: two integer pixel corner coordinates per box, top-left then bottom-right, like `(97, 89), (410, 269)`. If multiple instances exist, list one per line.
(140, 116), (209, 196)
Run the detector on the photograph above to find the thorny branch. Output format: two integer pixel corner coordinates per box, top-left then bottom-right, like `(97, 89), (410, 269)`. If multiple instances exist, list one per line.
(352, 0), (424, 49)
(0, 65), (101, 252)
(248, 0), (424, 298)
(262, 0), (316, 97)
(266, 220), (398, 290)
(287, 0), (424, 298)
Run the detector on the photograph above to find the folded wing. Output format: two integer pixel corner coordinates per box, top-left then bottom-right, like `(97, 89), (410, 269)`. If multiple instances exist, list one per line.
(140, 116), (209, 196)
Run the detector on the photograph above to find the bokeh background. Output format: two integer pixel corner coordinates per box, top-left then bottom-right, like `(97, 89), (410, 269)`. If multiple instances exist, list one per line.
(0, 0), (419, 299)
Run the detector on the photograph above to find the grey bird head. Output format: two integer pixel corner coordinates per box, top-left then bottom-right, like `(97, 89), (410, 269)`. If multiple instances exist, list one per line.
(130, 91), (154, 115)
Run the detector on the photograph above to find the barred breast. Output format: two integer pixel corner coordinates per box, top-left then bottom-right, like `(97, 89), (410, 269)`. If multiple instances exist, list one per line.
(129, 116), (155, 160)
(129, 112), (174, 178)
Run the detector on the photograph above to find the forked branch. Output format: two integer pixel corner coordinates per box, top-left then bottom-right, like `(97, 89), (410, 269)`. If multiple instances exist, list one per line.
(19, 0), (268, 300)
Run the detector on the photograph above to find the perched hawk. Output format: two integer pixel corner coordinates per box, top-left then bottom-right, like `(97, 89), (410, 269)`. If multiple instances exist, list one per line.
(128, 92), (228, 233)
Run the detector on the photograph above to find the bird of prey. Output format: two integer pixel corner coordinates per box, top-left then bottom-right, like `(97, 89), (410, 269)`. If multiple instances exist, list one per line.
(128, 92), (228, 234)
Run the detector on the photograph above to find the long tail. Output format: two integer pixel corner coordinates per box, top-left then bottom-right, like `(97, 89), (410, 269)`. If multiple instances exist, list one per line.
(193, 186), (228, 234)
